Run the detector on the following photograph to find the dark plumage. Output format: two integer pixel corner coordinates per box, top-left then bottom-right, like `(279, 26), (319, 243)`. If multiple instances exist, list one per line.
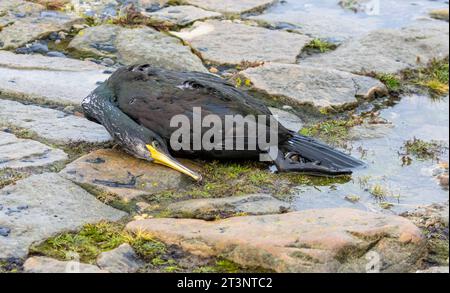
(82, 65), (364, 181)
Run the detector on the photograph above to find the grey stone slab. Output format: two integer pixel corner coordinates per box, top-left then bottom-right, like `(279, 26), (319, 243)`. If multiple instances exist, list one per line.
(0, 173), (127, 259)
(68, 24), (208, 72)
(0, 131), (68, 170)
(301, 20), (449, 74)
(96, 243), (143, 273)
(166, 194), (291, 220)
(23, 256), (108, 273)
(172, 20), (312, 66)
(183, 0), (277, 14)
(0, 99), (111, 144)
(0, 51), (109, 106)
(143, 5), (221, 27)
(242, 63), (387, 108)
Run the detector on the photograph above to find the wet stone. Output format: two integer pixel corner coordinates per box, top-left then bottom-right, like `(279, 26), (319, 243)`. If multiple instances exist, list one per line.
(241, 63), (387, 108)
(0, 0), (44, 17)
(0, 173), (126, 259)
(403, 201), (449, 228)
(417, 266), (449, 273)
(0, 131), (68, 170)
(429, 9), (449, 22)
(166, 194), (291, 220)
(183, 0), (277, 15)
(0, 99), (111, 144)
(0, 4), (82, 50)
(60, 149), (193, 201)
(15, 41), (49, 55)
(46, 51), (66, 58)
(0, 51), (109, 106)
(350, 125), (394, 141)
(143, 5), (222, 27)
(23, 256), (108, 273)
(70, 0), (120, 20)
(80, 0), (176, 17)
(339, 0), (373, 13)
(249, 5), (378, 41)
(68, 24), (208, 72)
(302, 20), (449, 74)
(0, 227), (11, 237)
(268, 107), (303, 132)
(127, 208), (426, 273)
(172, 20), (312, 66)
(96, 243), (144, 273)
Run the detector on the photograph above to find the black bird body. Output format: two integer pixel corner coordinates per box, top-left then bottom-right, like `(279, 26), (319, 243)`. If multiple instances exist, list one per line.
(83, 65), (364, 180)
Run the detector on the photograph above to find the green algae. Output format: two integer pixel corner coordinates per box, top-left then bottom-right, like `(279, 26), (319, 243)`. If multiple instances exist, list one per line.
(402, 137), (447, 161)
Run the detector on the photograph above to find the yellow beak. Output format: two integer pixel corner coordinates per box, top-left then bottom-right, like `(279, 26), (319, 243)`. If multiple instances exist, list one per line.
(146, 144), (202, 182)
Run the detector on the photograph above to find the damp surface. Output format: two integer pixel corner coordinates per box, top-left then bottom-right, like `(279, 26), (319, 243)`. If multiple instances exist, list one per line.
(293, 95), (449, 214)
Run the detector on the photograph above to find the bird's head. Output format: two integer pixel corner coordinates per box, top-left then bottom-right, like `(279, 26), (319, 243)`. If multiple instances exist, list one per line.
(84, 81), (202, 182)
(123, 128), (202, 182)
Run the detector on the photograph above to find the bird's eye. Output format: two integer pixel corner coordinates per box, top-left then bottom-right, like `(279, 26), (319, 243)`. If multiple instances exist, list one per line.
(152, 141), (160, 149)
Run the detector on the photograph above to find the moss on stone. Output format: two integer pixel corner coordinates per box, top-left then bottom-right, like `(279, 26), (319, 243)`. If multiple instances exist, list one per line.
(29, 0), (69, 11)
(142, 160), (351, 215)
(426, 237), (449, 266)
(370, 184), (387, 201)
(0, 168), (26, 189)
(193, 258), (270, 273)
(29, 221), (263, 272)
(166, 0), (186, 6)
(29, 222), (126, 263)
(406, 58), (449, 98)
(290, 251), (320, 263)
(299, 117), (362, 147)
(345, 195), (361, 203)
(402, 137), (447, 161)
(29, 221), (168, 265)
(376, 73), (402, 92)
(2, 121), (114, 163)
(379, 202), (394, 210)
(0, 259), (21, 273)
(76, 182), (138, 213)
(304, 39), (337, 54)
(372, 58), (449, 99)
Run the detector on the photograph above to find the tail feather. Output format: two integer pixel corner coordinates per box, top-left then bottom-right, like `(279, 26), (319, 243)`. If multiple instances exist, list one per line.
(286, 134), (365, 170)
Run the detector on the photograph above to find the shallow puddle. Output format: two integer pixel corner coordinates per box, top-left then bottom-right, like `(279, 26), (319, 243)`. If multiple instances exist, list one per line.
(250, 0), (448, 40)
(293, 95), (449, 214)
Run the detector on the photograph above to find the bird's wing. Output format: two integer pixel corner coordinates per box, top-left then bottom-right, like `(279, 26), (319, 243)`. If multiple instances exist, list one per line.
(112, 66), (289, 145)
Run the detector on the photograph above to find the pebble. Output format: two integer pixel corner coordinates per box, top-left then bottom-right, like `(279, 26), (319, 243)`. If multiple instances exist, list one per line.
(5, 205), (29, 216)
(14, 12), (26, 18)
(84, 57), (101, 64)
(209, 67), (219, 74)
(136, 202), (151, 214)
(63, 105), (76, 114)
(438, 174), (449, 189)
(58, 31), (68, 40)
(48, 32), (59, 41)
(0, 227), (11, 237)
(101, 58), (115, 67)
(72, 24), (89, 30)
(40, 11), (60, 18)
(91, 43), (117, 53)
(29, 42), (50, 54)
(101, 5), (117, 19)
(145, 4), (163, 13)
(15, 42), (49, 55)
(47, 51), (66, 58)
